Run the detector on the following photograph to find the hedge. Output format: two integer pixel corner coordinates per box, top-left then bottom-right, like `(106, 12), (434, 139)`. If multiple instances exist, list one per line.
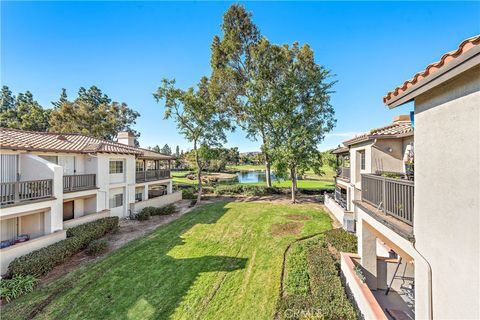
(278, 235), (357, 320)
(324, 229), (357, 255)
(135, 205), (176, 220)
(7, 217), (119, 278)
(214, 185), (282, 196)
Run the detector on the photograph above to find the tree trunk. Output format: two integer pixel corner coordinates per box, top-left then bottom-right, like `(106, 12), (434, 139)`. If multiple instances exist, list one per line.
(290, 166), (297, 203)
(261, 132), (272, 188)
(265, 154), (272, 188)
(194, 140), (202, 205)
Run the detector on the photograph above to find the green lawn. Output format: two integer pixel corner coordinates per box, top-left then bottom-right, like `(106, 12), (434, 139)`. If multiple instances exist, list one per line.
(243, 179), (334, 189)
(3, 201), (332, 320)
(226, 164), (265, 171)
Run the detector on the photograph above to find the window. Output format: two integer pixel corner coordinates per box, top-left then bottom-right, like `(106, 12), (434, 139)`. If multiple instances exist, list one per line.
(109, 160), (124, 174)
(109, 193), (124, 208)
(39, 155), (58, 164)
(135, 187), (144, 202)
(136, 161), (144, 172)
(360, 151), (366, 170)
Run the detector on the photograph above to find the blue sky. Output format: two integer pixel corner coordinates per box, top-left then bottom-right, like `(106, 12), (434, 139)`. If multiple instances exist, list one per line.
(2, 1), (479, 152)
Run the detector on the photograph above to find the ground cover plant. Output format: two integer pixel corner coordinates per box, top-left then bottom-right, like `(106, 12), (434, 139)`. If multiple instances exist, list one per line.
(278, 229), (358, 319)
(2, 201), (331, 320)
(6, 217), (118, 278)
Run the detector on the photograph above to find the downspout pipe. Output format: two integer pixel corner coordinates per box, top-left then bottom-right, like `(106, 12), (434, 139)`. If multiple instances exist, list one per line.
(412, 240), (433, 319)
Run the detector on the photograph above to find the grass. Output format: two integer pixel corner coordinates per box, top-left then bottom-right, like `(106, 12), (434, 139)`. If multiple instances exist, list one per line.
(226, 164), (265, 171)
(3, 201), (332, 320)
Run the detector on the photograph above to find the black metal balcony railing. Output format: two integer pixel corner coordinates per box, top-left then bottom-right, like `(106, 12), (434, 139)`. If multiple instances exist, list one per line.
(334, 187), (348, 209)
(136, 169), (170, 183)
(63, 174), (97, 192)
(0, 179), (53, 206)
(361, 174), (414, 226)
(337, 167), (350, 181)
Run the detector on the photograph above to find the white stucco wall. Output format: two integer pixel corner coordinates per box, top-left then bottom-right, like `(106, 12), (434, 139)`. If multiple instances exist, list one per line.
(413, 66), (480, 319)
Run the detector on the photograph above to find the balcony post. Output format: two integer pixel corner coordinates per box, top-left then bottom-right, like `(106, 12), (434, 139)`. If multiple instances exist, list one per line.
(14, 182), (19, 203)
(382, 177), (386, 213)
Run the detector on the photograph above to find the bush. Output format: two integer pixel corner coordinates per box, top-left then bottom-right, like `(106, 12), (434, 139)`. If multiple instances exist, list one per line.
(156, 204), (176, 215)
(278, 236), (357, 320)
(136, 205), (176, 220)
(86, 239), (108, 256)
(0, 275), (38, 303)
(214, 185), (282, 196)
(7, 217), (119, 278)
(324, 229), (357, 255)
(182, 188), (196, 199)
(136, 208), (151, 221)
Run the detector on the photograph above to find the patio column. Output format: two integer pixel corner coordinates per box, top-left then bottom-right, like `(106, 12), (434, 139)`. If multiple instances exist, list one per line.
(144, 184), (149, 200)
(167, 181), (173, 194)
(359, 220), (378, 290)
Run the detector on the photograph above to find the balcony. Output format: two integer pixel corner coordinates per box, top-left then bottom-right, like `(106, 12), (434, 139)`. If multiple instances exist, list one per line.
(361, 174), (414, 226)
(63, 174), (97, 193)
(0, 179), (54, 207)
(136, 169), (170, 183)
(337, 166), (350, 181)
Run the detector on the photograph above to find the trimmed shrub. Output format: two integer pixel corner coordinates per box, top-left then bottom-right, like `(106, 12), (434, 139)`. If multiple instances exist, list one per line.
(214, 185), (282, 196)
(182, 188), (196, 199)
(324, 229), (357, 255)
(155, 204), (176, 216)
(7, 217), (119, 278)
(136, 208), (152, 221)
(278, 235), (357, 320)
(86, 239), (108, 256)
(0, 275), (38, 303)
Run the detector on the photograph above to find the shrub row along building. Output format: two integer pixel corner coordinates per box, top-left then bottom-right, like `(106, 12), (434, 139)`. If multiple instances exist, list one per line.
(325, 35), (479, 319)
(0, 130), (181, 274)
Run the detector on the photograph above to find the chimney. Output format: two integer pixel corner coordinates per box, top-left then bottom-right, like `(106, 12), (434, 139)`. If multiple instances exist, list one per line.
(117, 131), (135, 146)
(392, 114), (410, 124)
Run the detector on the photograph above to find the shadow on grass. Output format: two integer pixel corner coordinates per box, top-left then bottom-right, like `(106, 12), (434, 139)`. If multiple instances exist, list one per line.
(5, 201), (247, 320)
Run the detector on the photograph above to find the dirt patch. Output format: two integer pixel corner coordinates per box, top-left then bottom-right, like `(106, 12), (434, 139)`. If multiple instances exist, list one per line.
(285, 214), (312, 221)
(271, 222), (304, 236)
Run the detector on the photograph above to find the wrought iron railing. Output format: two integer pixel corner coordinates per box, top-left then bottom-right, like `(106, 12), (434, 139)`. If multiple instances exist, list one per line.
(361, 174), (414, 226)
(63, 174), (96, 192)
(1, 179), (53, 206)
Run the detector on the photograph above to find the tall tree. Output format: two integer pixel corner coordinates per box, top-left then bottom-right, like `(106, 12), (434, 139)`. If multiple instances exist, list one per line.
(154, 77), (231, 204)
(160, 144), (172, 155)
(0, 87), (50, 131)
(49, 86), (140, 141)
(269, 43), (336, 203)
(175, 145), (180, 157)
(210, 4), (278, 187)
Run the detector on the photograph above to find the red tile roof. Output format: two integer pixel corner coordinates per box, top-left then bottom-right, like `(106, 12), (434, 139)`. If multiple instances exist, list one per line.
(0, 128), (173, 159)
(343, 120), (413, 146)
(384, 35), (480, 104)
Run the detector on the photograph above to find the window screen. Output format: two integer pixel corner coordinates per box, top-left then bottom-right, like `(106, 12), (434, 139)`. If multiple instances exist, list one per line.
(109, 193), (123, 208)
(109, 160), (124, 174)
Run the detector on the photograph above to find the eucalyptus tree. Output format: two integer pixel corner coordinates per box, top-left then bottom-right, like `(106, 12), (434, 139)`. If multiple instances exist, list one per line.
(269, 43), (336, 203)
(210, 4), (280, 187)
(153, 77), (231, 204)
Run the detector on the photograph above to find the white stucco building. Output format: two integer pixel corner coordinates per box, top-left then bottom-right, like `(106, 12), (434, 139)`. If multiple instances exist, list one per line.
(0, 129), (181, 275)
(338, 35), (480, 319)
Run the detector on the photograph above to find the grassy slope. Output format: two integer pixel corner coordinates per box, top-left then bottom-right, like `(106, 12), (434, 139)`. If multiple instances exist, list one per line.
(3, 201), (331, 320)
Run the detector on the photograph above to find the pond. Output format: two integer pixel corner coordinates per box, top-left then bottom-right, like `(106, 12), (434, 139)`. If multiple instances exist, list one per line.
(235, 170), (284, 184)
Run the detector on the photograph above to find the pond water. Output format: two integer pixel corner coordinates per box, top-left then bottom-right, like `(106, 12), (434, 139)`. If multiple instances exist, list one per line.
(235, 170), (283, 184)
